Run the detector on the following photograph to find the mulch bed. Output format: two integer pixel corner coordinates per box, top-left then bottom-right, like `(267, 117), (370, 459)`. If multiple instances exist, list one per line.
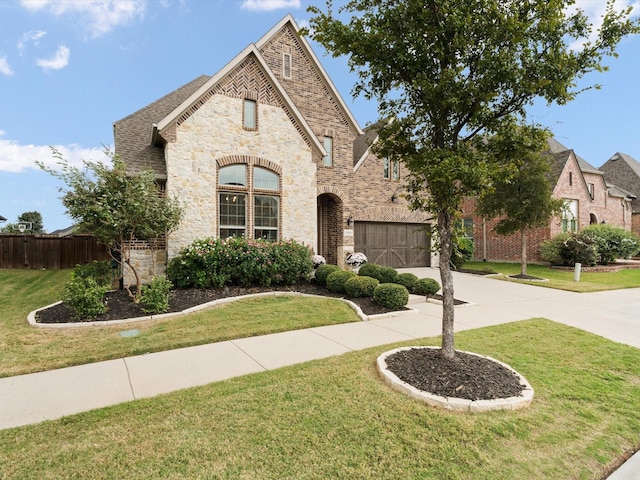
(385, 348), (527, 401)
(35, 282), (399, 324)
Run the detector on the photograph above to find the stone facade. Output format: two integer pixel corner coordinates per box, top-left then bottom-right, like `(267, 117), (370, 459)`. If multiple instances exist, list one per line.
(165, 94), (316, 258)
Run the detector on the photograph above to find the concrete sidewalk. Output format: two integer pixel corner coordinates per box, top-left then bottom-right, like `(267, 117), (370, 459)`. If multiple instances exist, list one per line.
(1, 268), (638, 478)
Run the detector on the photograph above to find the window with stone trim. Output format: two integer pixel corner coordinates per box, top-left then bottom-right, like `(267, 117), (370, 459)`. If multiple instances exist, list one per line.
(218, 164), (280, 240)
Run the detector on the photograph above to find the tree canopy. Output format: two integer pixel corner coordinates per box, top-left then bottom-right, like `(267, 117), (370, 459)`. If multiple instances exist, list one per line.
(307, 0), (639, 359)
(39, 149), (184, 301)
(476, 125), (565, 275)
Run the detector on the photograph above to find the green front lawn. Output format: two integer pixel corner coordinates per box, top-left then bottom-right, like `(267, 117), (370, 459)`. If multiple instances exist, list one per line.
(0, 269), (359, 378)
(463, 261), (640, 292)
(1, 319), (638, 479)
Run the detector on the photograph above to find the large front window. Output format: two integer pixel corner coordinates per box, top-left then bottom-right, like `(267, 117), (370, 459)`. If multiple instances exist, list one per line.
(218, 163), (280, 240)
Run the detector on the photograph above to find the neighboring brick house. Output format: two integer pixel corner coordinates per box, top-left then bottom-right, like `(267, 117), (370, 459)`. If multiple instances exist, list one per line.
(600, 152), (640, 235)
(113, 15), (431, 281)
(462, 138), (635, 263)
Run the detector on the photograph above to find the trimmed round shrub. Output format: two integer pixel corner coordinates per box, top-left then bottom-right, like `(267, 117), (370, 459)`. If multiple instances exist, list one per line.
(357, 262), (380, 278)
(344, 275), (379, 298)
(414, 278), (441, 296)
(374, 266), (398, 284)
(326, 269), (357, 293)
(373, 283), (409, 310)
(315, 264), (341, 286)
(62, 275), (109, 320)
(395, 272), (418, 292)
(541, 232), (598, 266)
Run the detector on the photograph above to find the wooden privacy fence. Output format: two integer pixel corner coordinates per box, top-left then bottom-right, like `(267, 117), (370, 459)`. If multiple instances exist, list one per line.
(0, 234), (110, 269)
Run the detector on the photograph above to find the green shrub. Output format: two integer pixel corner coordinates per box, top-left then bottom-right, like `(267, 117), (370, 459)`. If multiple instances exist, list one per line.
(580, 224), (640, 264)
(315, 264), (341, 286)
(540, 233), (572, 265)
(72, 260), (112, 287)
(395, 273), (418, 292)
(451, 237), (474, 269)
(62, 275), (109, 320)
(373, 283), (409, 310)
(140, 277), (172, 314)
(372, 266), (398, 284)
(344, 275), (379, 298)
(326, 269), (357, 293)
(541, 232), (598, 266)
(357, 263), (380, 278)
(414, 278), (441, 296)
(166, 237), (312, 288)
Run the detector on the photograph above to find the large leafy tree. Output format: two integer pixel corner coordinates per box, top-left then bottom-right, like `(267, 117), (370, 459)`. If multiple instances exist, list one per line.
(476, 125), (565, 277)
(39, 149), (184, 301)
(307, 0), (638, 359)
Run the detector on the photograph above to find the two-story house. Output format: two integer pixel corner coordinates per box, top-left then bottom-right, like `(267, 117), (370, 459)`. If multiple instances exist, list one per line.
(462, 138), (634, 263)
(113, 15), (431, 281)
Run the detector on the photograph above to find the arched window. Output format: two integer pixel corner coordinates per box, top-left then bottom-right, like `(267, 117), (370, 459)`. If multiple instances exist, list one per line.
(218, 164), (280, 240)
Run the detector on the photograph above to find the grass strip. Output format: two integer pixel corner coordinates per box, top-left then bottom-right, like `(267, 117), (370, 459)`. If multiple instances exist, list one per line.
(0, 269), (358, 378)
(0, 319), (638, 479)
(464, 261), (640, 292)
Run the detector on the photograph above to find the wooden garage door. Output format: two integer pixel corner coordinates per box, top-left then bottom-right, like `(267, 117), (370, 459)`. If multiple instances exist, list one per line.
(354, 222), (430, 268)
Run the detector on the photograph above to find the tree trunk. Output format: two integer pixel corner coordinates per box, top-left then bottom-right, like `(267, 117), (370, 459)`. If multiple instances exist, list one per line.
(521, 230), (528, 277)
(438, 210), (456, 360)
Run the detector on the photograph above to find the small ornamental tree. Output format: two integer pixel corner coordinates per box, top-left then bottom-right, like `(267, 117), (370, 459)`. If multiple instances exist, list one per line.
(39, 148), (184, 302)
(477, 125), (565, 276)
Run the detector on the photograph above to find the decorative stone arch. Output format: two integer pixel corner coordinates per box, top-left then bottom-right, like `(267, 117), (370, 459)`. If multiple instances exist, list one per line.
(216, 155), (283, 175)
(317, 185), (347, 266)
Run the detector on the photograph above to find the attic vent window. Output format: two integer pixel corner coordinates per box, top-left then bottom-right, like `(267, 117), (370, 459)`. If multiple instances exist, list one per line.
(243, 99), (257, 130)
(283, 52), (292, 79)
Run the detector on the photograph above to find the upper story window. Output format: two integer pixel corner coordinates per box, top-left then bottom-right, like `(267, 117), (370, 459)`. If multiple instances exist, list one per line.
(323, 136), (333, 167)
(243, 99), (257, 130)
(384, 157), (400, 181)
(569, 171), (573, 186)
(562, 199), (578, 233)
(588, 183), (595, 199)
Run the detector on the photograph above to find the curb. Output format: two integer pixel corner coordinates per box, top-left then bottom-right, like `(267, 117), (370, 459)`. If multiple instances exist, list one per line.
(377, 346), (534, 412)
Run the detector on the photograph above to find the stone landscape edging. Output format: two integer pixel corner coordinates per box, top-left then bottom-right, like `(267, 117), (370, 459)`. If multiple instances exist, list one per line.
(27, 292), (418, 329)
(377, 346), (534, 412)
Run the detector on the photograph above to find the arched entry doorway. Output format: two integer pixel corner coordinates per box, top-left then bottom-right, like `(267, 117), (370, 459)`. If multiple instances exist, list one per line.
(317, 193), (343, 265)
(590, 213), (598, 225)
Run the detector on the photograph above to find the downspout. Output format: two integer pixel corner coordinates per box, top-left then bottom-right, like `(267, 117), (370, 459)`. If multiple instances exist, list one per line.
(482, 218), (487, 262)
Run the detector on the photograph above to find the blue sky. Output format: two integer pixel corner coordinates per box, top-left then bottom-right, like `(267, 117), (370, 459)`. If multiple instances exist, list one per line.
(0, 0), (639, 232)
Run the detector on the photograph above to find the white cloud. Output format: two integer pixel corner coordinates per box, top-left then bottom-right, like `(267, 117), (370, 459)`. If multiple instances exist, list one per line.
(17, 30), (47, 54)
(0, 134), (106, 173)
(0, 57), (13, 76)
(241, 0), (301, 12)
(19, 0), (146, 37)
(36, 45), (70, 70)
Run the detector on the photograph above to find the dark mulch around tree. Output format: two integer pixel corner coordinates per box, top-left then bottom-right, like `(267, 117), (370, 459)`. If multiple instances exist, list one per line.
(385, 347), (527, 401)
(35, 282), (400, 324)
(508, 274), (545, 281)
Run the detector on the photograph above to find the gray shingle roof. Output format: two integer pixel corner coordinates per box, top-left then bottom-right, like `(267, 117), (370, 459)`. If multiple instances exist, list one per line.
(113, 75), (211, 177)
(600, 152), (640, 212)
